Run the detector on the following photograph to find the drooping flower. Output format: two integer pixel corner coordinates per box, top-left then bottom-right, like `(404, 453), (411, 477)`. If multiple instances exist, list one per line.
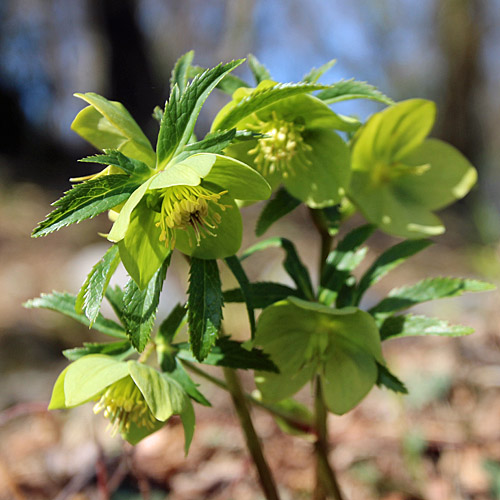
(253, 297), (384, 415)
(348, 99), (477, 238)
(49, 355), (194, 447)
(211, 81), (355, 208)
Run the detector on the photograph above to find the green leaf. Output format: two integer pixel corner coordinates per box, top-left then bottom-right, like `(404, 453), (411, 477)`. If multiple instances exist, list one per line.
(167, 359), (211, 407)
(117, 200), (171, 289)
(32, 175), (139, 237)
(76, 245), (121, 325)
(224, 255), (256, 338)
(379, 314), (474, 341)
(211, 81), (329, 131)
(79, 150), (153, 180)
(354, 239), (433, 305)
(242, 237), (314, 300)
(170, 50), (195, 95)
(319, 224), (375, 306)
(223, 282), (302, 308)
(63, 340), (132, 361)
(128, 361), (187, 421)
(376, 363), (408, 394)
(188, 64), (251, 94)
(157, 60), (244, 168)
(24, 292), (126, 338)
(247, 54), (272, 83)
(122, 257), (170, 352)
(105, 286), (126, 325)
(157, 303), (187, 372)
(187, 258), (224, 361)
(256, 187), (301, 236)
(370, 277), (495, 317)
(316, 79), (393, 105)
(64, 355), (129, 407)
(177, 337), (278, 372)
(72, 93), (155, 167)
(181, 397), (196, 455)
(302, 59), (336, 84)
(184, 129), (237, 155)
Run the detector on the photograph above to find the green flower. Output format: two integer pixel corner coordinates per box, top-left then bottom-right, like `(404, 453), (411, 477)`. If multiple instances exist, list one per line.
(211, 80), (354, 208)
(349, 99), (477, 238)
(49, 355), (194, 447)
(253, 297), (384, 415)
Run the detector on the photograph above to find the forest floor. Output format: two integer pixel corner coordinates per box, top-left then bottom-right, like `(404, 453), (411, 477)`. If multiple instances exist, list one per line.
(1, 180), (500, 500)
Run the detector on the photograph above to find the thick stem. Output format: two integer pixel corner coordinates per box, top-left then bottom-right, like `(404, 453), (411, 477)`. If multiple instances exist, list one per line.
(222, 367), (281, 500)
(314, 377), (345, 500)
(308, 208), (333, 275)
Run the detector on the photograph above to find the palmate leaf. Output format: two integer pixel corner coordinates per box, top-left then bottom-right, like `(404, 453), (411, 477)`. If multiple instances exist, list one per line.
(223, 282), (302, 309)
(370, 277), (495, 317)
(157, 59), (244, 168)
(247, 54), (272, 84)
(122, 256), (170, 352)
(78, 150), (153, 179)
(76, 245), (121, 326)
(255, 187), (301, 237)
(379, 314), (474, 341)
(176, 337), (279, 372)
(24, 292), (126, 338)
(32, 175), (139, 237)
(316, 79), (394, 105)
(187, 258), (224, 361)
(242, 237), (314, 300)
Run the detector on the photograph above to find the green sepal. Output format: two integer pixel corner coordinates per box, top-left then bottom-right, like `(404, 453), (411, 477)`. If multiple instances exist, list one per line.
(176, 337), (278, 372)
(316, 79), (393, 105)
(379, 314), (474, 341)
(256, 187), (301, 237)
(63, 340), (132, 361)
(187, 258), (223, 361)
(223, 282), (302, 309)
(24, 292), (126, 338)
(32, 175), (139, 237)
(122, 256), (170, 352)
(72, 93), (155, 167)
(48, 365), (71, 410)
(76, 244), (121, 325)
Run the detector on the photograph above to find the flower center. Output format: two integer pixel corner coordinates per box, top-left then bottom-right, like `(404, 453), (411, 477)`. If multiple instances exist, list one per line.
(248, 112), (312, 178)
(156, 185), (230, 249)
(93, 376), (157, 436)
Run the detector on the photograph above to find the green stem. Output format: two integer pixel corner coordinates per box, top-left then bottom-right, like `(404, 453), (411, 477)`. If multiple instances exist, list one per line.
(222, 367), (281, 500)
(183, 360), (314, 433)
(309, 208), (333, 275)
(313, 377), (345, 500)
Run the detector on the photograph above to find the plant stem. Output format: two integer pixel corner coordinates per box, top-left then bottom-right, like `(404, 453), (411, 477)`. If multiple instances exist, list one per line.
(313, 376), (345, 500)
(308, 208), (333, 275)
(222, 367), (281, 500)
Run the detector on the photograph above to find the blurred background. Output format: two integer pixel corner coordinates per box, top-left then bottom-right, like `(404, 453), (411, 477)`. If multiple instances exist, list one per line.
(1, 0), (500, 499)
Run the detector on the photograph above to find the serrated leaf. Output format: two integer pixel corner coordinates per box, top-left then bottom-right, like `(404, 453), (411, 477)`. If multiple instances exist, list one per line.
(188, 64), (250, 94)
(376, 363), (408, 394)
(122, 257), (170, 352)
(256, 187), (301, 236)
(211, 82), (328, 131)
(177, 337), (279, 372)
(167, 359), (211, 407)
(247, 54), (272, 83)
(302, 59), (336, 84)
(370, 277), (495, 317)
(242, 237), (314, 300)
(187, 259), (223, 361)
(32, 175), (139, 237)
(224, 255), (256, 337)
(380, 314), (474, 341)
(319, 224), (375, 306)
(157, 60), (243, 168)
(354, 239), (433, 305)
(170, 50), (195, 95)
(105, 285), (126, 324)
(79, 150), (153, 179)
(316, 79), (393, 105)
(63, 340), (132, 361)
(76, 245), (121, 325)
(223, 282), (302, 308)
(24, 292), (126, 338)
(184, 129), (236, 155)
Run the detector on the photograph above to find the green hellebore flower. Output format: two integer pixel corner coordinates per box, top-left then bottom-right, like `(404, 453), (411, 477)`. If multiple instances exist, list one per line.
(349, 99), (477, 238)
(212, 80), (354, 208)
(49, 355), (194, 448)
(253, 297), (384, 415)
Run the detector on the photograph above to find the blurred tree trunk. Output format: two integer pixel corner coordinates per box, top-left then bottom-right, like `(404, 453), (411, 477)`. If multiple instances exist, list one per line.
(435, 0), (485, 165)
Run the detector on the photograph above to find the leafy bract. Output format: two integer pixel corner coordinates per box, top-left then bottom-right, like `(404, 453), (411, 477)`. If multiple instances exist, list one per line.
(72, 93), (155, 167)
(254, 297), (383, 414)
